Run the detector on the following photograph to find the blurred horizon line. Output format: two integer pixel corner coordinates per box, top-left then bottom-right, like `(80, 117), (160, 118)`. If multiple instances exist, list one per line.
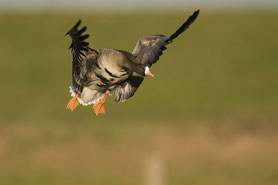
(0, 1), (278, 13)
(0, 6), (278, 14)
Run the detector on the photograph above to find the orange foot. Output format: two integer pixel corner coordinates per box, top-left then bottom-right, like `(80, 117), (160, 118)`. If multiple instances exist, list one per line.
(66, 94), (79, 111)
(93, 90), (110, 115)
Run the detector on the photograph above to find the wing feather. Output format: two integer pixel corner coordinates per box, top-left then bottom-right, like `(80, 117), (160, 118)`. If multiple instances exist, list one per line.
(115, 10), (200, 103)
(132, 10), (200, 67)
(114, 76), (144, 103)
(66, 20), (91, 94)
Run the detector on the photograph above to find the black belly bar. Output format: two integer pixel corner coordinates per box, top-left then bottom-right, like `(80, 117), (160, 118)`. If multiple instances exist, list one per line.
(104, 68), (121, 78)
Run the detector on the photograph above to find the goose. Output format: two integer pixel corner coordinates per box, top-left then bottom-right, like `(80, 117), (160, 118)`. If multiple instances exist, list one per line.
(66, 10), (200, 115)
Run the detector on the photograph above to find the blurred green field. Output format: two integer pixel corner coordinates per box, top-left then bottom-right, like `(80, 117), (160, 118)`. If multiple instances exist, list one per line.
(0, 10), (278, 185)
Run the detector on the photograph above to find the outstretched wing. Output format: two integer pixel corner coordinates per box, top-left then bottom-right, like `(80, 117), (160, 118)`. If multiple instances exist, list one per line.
(114, 10), (200, 103)
(132, 9), (200, 67)
(66, 20), (90, 94)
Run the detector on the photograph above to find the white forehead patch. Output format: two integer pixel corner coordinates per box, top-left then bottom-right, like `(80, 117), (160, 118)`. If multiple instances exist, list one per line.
(145, 66), (150, 74)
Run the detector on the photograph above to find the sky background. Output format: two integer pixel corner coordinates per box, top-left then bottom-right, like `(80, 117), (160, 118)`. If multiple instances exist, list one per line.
(1, 0), (278, 10)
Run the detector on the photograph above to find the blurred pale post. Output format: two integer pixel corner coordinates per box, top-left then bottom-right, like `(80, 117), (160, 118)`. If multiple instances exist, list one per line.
(144, 154), (165, 185)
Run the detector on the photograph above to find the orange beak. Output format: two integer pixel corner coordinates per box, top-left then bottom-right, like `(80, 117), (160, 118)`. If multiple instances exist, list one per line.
(145, 66), (154, 77)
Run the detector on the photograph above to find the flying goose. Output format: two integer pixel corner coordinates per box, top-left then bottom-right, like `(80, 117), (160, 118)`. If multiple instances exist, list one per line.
(66, 10), (200, 115)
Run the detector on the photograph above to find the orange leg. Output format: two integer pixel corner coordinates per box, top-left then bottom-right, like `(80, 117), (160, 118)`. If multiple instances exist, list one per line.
(66, 94), (79, 111)
(93, 90), (110, 115)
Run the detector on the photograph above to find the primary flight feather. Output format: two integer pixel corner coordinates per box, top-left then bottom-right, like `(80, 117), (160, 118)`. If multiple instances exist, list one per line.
(66, 10), (200, 115)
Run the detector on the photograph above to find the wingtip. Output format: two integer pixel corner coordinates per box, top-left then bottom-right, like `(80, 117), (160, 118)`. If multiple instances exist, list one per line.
(193, 9), (200, 17)
(75, 19), (82, 29)
(65, 19), (82, 36)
